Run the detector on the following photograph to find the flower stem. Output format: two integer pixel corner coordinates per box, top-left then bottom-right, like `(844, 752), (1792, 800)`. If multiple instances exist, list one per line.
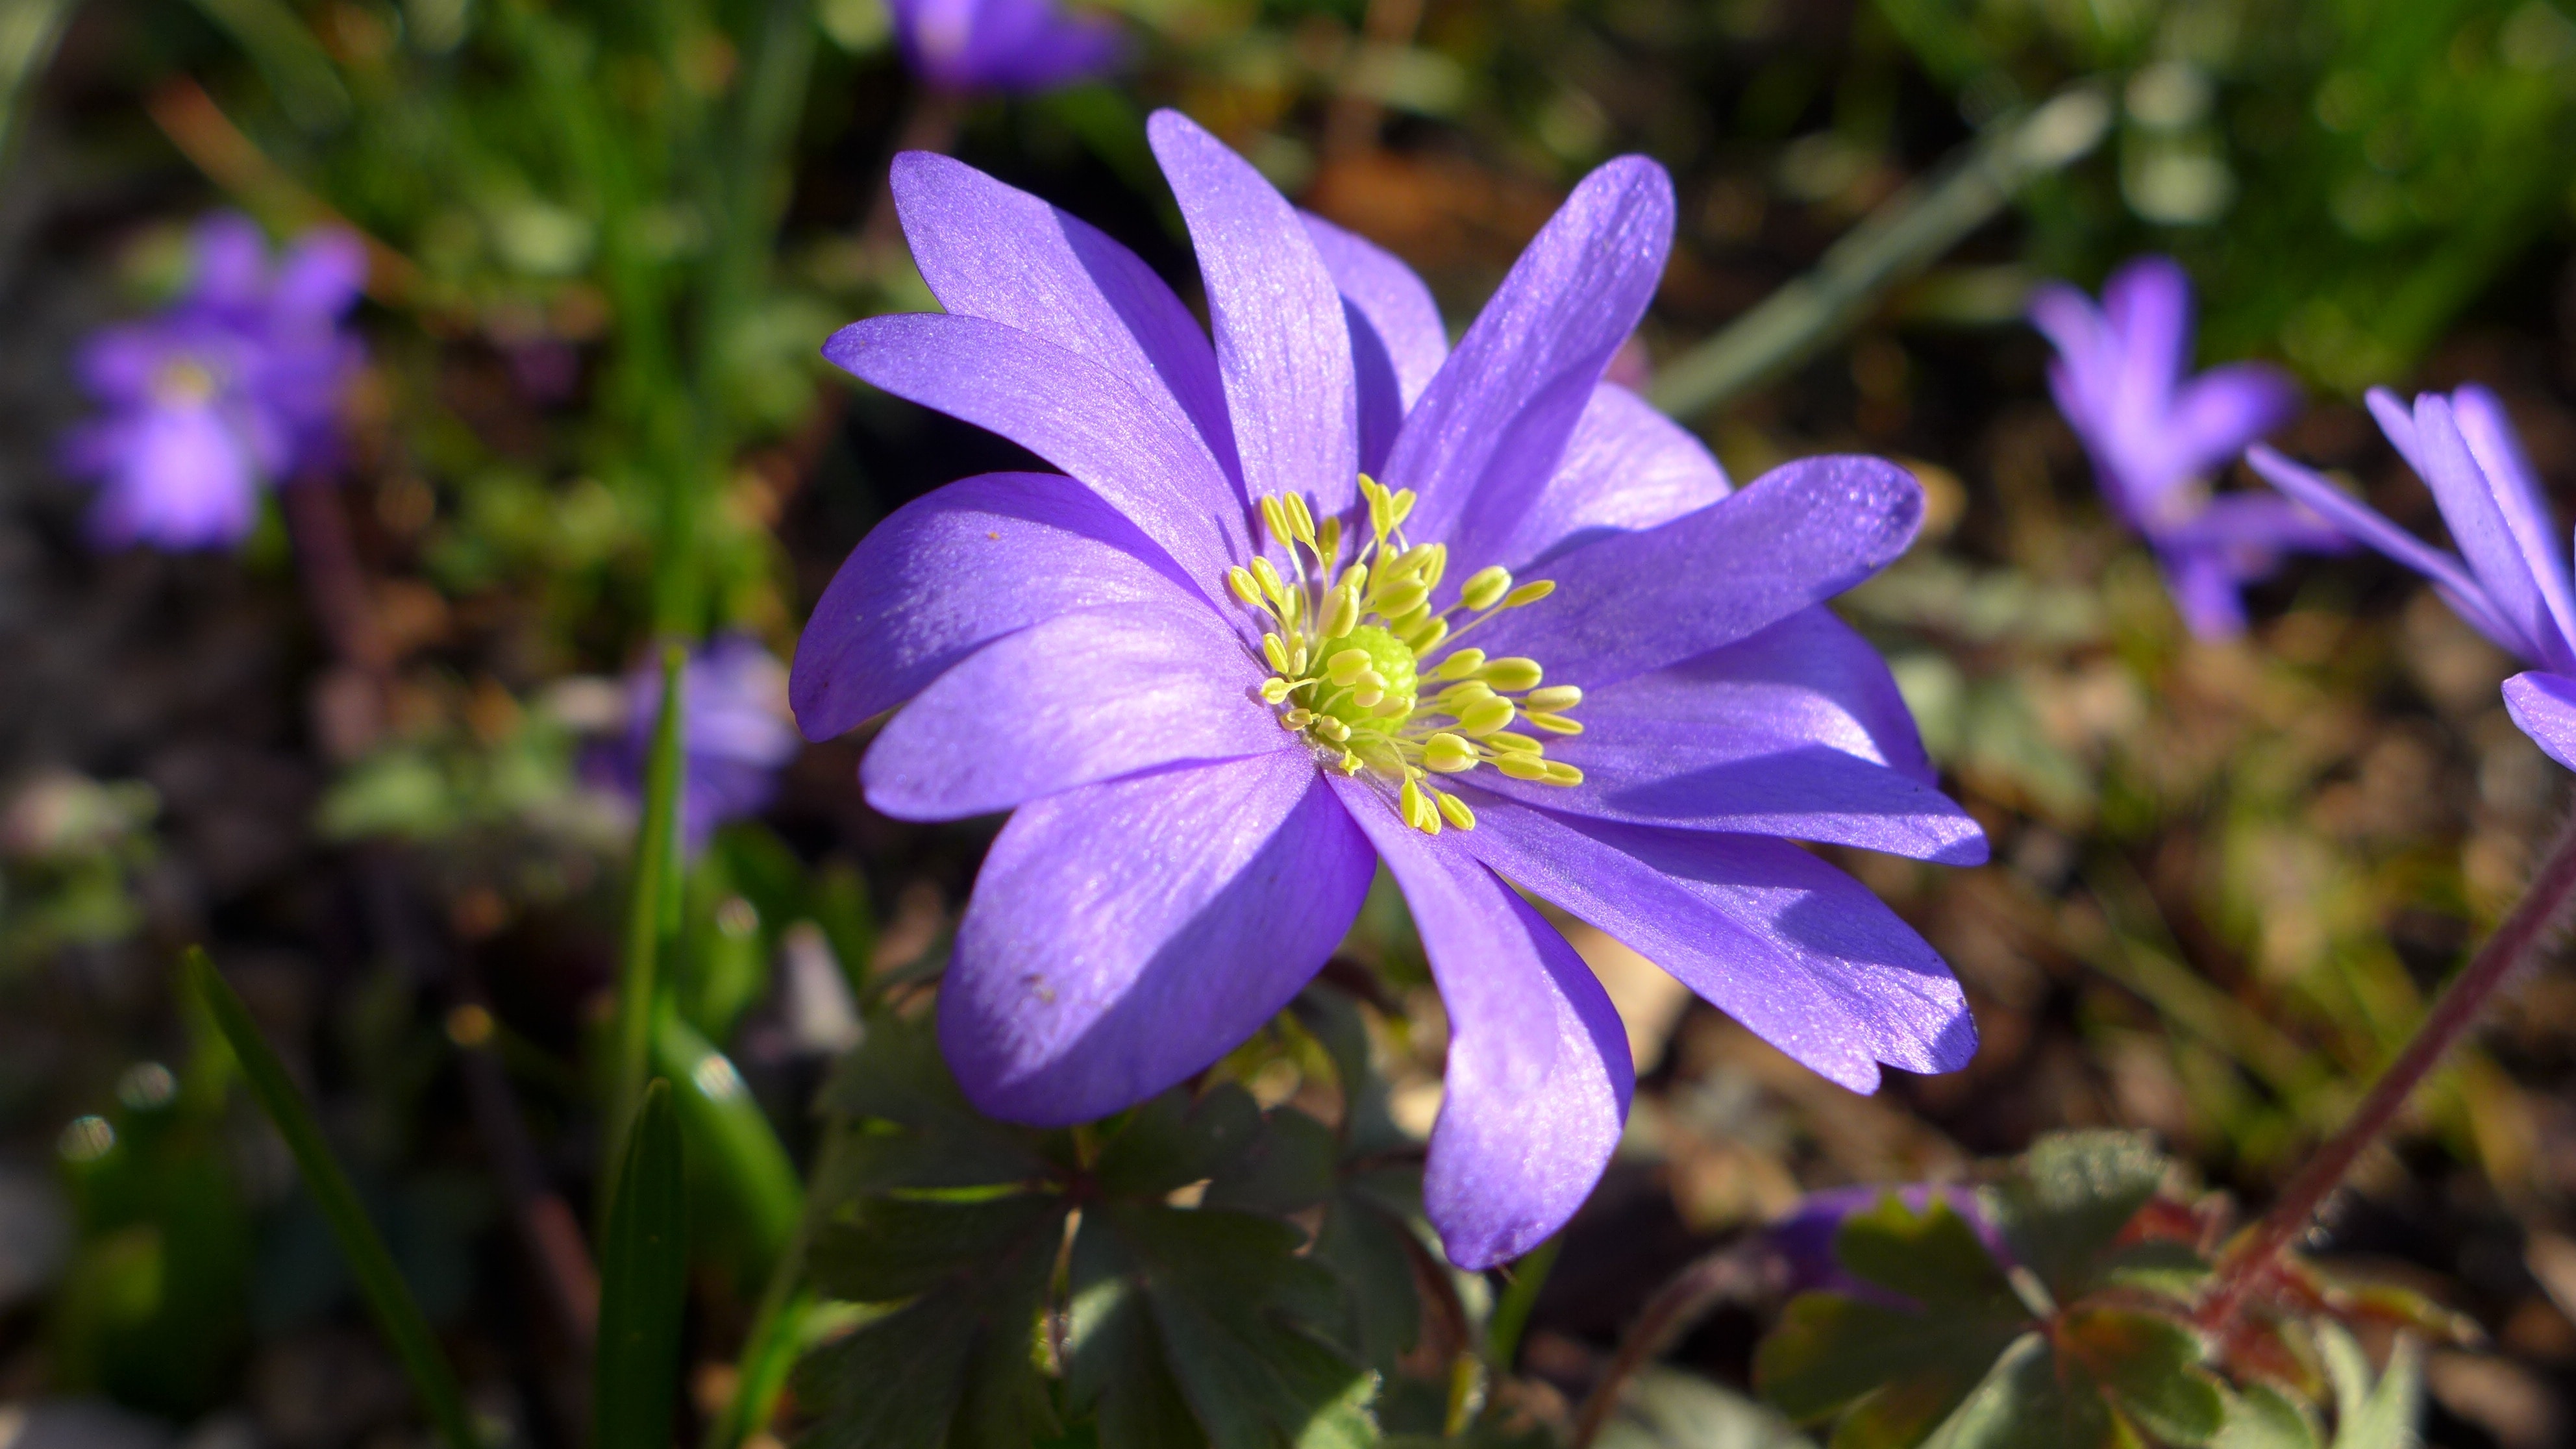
(1567, 1244), (1763, 1449)
(2199, 814), (2576, 1331)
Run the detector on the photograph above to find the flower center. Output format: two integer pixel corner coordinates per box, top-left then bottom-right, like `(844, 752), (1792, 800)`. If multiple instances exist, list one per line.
(151, 358), (220, 406)
(1226, 475), (1584, 837)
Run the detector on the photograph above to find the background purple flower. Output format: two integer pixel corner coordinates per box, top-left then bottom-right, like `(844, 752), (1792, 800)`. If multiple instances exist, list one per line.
(793, 112), (1985, 1267)
(605, 635), (802, 853)
(2249, 385), (2576, 772)
(887, 0), (1121, 93)
(58, 212), (367, 551)
(2030, 256), (2342, 638)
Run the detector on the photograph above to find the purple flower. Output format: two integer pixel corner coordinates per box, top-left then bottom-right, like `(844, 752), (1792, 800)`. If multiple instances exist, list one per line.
(608, 636), (802, 853)
(60, 212), (367, 551)
(887, 0), (1121, 94)
(793, 112), (1985, 1267)
(2031, 256), (2344, 638)
(2249, 386), (2576, 771)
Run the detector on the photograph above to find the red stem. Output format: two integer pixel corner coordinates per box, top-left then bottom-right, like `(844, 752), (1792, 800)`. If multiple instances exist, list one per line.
(2199, 815), (2576, 1330)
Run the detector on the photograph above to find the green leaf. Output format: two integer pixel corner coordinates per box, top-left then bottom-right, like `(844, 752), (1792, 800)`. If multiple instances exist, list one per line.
(2216, 1383), (2323, 1449)
(1916, 1331), (2116, 1449)
(2318, 1325), (2422, 1449)
(817, 1011), (1054, 1193)
(184, 950), (480, 1449)
(1834, 1194), (2023, 1313)
(655, 1014), (800, 1275)
(2060, 1306), (2225, 1445)
(1981, 1130), (2168, 1302)
(1591, 1367), (1818, 1449)
(1094, 1083), (1268, 1200)
(596, 1080), (689, 1449)
(606, 647), (687, 1206)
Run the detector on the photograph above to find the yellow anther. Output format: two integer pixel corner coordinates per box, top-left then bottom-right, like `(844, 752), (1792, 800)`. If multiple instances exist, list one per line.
(1400, 776), (1440, 834)
(1228, 567), (1263, 608)
(1402, 616), (1450, 653)
(1480, 658), (1543, 692)
(1353, 684), (1385, 710)
(1376, 578), (1430, 619)
(1285, 493), (1317, 544)
(1251, 557), (1285, 599)
(1372, 695), (1409, 718)
(1540, 760), (1584, 786)
(1524, 686), (1583, 713)
(1424, 734), (1478, 773)
(1258, 495), (1291, 544)
(1326, 648), (1374, 686)
(1316, 717), (1351, 743)
(1492, 752), (1550, 781)
(1389, 488), (1417, 529)
(1259, 677), (1294, 704)
(1262, 634), (1291, 673)
(1321, 587), (1361, 640)
(1430, 649), (1486, 682)
(1339, 751), (1363, 774)
(1432, 682), (1495, 715)
(1459, 566), (1512, 612)
(1337, 562), (1370, 594)
(1435, 791), (1476, 830)
(1283, 707), (1314, 727)
(1459, 695), (1518, 737)
(1484, 731), (1542, 754)
(1316, 517), (1342, 565)
(1417, 543), (1448, 589)
(1526, 712), (1583, 736)
(1387, 603), (1431, 637)
(1502, 580), (1556, 608)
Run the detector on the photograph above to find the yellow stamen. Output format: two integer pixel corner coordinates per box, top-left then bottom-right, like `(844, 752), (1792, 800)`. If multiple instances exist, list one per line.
(1435, 790), (1476, 830)
(1460, 566), (1513, 612)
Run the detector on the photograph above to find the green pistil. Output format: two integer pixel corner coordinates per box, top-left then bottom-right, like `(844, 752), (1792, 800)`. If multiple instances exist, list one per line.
(1226, 475), (1588, 837)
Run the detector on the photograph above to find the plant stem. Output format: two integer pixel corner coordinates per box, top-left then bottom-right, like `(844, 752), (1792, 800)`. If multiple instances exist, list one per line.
(2199, 816), (2576, 1331)
(1567, 1244), (1765, 1449)
(1483, 1234), (1559, 1379)
(1646, 82), (2109, 422)
(604, 647), (688, 1219)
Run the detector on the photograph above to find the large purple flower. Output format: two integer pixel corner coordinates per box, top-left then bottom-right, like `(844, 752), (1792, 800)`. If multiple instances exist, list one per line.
(2249, 385), (2576, 771)
(793, 112), (1985, 1267)
(887, 0), (1121, 93)
(60, 213), (366, 551)
(2031, 256), (2343, 638)
(606, 635), (803, 853)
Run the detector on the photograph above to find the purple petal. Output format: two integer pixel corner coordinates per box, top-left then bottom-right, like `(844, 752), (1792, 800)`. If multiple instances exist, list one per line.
(270, 229), (369, 321)
(2157, 493), (2352, 555)
(2101, 256), (2190, 445)
(892, 0), (1117, 91)
(85, 401), (262, 551)
(891, 151), (1239, 484)
(965, 2), (1122, 91)
(1148, 110), (1359, 523)
(2366, 387), (2431, 479)
(2245, 443), (2524, 654)
(941, 750), (1370, 1124)
(1301, 212), (1446, 473)
(790, 471), (1204, 739)
(190, 213), (269, 312)
(1468, 454), (1922, 691)
(2412, 393), (2573, 671)
(864, 601), (1285, 821)
(2164, 362), (2299, 479)
(2451, 384), (2576, 666)
(2157, 545), (2251, 640)
(1388, 156), (1674, 567)
(75, 325), (166, 402)
(1331, 775), (1630, 1269)
(1453, 795), (1975, 1092)
(2505, 671), (2576, 772)
(824, 312), (1251, 586)
(1476, 382), (1731, 571)
(2026, 282), (2110, 415)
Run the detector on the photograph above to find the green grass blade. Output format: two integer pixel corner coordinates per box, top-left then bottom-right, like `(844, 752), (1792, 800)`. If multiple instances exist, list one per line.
(596, 1080), (689, 1449)
(606, 647), (688, 1208)
(183, 948), (480, 1449)
(655, 1014), (801, 1272)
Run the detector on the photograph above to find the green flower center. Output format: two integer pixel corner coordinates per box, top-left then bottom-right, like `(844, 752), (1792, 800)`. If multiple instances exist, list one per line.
(1224, 475), (1585, 837)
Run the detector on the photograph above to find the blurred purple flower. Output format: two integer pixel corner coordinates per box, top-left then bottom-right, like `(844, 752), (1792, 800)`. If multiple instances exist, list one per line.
(2250, 385), (2576, 771)
(793, 112), (1985, 1267)
(888, 0), (1121, 93)
(60, 213), (367, 551)
(2030, 256), (2343, 638)
(608, 636), (802, 853)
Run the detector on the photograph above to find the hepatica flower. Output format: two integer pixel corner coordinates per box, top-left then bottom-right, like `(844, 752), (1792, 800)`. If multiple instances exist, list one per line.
(888, 0), (1121, 93)
(794, 111), (1985, 1266)
(2249, 385), (2576, 771)
(60, 212), (366, 551)
(2031, 256), (2342, 638)
(607, 636), (802, 853)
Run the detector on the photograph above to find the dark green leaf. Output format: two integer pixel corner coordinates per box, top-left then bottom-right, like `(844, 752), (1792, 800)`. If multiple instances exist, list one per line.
(596, 1080), (688, 1449)
(1204, 1106), (1341, 1218)
(1309, 1189), (1427, 1370)
(1833, 1194), (2022, 1313)
(1095, 1083), (1268, 1200)
(1915, 1332), (2117, 1449)
(2061, 1306), (2225, 1445)
(1981, 1130), (2168, 1302)
(816, 1009), (1053, 1192)
(810, 1191), (1067, 1304)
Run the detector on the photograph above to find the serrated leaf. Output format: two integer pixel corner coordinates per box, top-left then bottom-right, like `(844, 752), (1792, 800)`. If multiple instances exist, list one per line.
(2095, 1239), (2213, 1300)
(1095, 1083), (1267, 1200)
(1983, 1130), (2168, 1302)
(810, 1191), (1067, 1302)
(1757, 1292), (2029, 1437)
(1083, 1203), (1377, 1449)
(797, 1246), (1058, 1449)
(1067, 1274), (1208, 1449)
(1834, 1194), (2023, 1313)
(1918, 1332), (2117, 1449)
(817, 1011), (1054, 1193)
(1310, 1189), (1427, 1368)
(1204, 1105), (1340, 1218)
(2319, 1325), (2421, 1449)
(2061, 1306), (2225, 1445)
(2216, 1383), (2323, 1449)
